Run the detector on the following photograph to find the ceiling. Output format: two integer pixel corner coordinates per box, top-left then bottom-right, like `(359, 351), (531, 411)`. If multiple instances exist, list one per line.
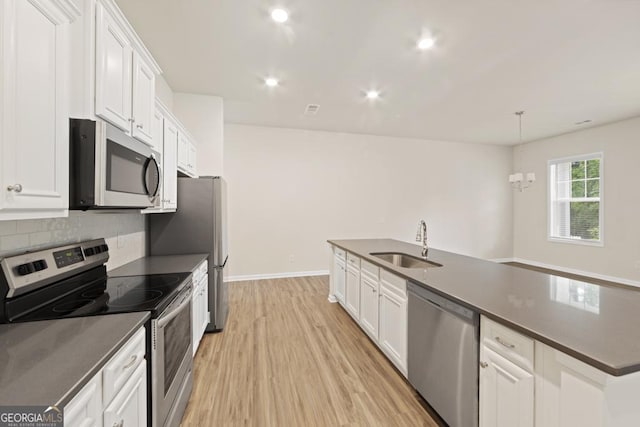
(116, 0), (640, 145)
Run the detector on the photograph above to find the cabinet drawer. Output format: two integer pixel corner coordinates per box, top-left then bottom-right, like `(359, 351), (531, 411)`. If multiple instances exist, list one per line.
(361, 260), (379, 280)
(347, 253), (361, 269)
(334, 247), (346, 260)
(103, 327), (146, 406)
(481, 316), (534, 372)
(380, 270), (406, 295)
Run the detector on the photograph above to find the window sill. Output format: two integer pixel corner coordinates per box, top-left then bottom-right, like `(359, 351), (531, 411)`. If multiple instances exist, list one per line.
(547, 236), (604, 247)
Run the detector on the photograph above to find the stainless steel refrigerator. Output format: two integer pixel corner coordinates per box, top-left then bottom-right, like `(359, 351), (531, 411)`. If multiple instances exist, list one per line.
(149, 176), (228, 332)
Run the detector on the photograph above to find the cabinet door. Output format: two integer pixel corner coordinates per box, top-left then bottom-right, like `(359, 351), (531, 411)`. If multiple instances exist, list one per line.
(0, 0), (73, 219)
(480, 346), (534, 427)
(131, 52), (155, 145)
(192, 284), (200, 355)
(360, 274), (379, 340)
(177, 133), (189, 171)
(379, 284), (407, 374)
(95, 3), (132, 132)
(345, 267), (360, 320)
(103, 361), (147, 427)
(162, 120), (178, 210)
(64, 374), (102, 427)
(151, 109), (164, 155)
(200, 275), (209, 336)
(188, 143), (197, 176)
(333, 258), (346, 305)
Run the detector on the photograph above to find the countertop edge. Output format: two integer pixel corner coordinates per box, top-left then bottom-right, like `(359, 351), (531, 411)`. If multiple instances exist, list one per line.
(56, 311), (150, 407)
(327, 239), (636, 377)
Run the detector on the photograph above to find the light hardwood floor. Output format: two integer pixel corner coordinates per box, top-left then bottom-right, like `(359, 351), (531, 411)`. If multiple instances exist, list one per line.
(181, 275), (438, 427)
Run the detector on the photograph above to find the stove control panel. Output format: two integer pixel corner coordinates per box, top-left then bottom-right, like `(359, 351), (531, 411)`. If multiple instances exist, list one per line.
(0, 238), (110, 298)
(53, 247), (85, 268)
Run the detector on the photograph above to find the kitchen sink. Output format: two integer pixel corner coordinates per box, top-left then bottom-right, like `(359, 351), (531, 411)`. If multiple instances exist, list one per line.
(370, 252), (443, 269)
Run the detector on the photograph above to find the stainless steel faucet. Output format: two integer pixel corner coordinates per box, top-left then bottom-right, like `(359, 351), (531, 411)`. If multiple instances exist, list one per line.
(416, 220), (428, 257)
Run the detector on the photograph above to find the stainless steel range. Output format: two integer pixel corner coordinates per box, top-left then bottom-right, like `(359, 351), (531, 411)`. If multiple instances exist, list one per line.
(0, 238), (193, 427)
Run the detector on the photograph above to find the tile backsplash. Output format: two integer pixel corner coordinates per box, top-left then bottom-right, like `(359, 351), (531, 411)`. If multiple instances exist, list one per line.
(0, 212), (147, 271)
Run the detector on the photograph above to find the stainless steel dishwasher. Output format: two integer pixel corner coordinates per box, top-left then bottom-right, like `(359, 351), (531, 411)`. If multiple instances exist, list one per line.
(407, 282), (479, 427)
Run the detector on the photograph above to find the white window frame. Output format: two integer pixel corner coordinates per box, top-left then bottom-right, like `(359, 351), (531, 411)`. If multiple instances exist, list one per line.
(547, 152), (604, 246)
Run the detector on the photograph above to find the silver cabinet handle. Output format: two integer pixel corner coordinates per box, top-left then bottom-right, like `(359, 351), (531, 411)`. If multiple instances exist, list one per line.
(123, 354), (138, 369)
(495, 336), (515, 349)
(136, 124), (143, 129)
(480, 361), (488, 369)
(7, 184), (22, 193)
(372, 288), (376, 293)
(128, 117), (134, 122)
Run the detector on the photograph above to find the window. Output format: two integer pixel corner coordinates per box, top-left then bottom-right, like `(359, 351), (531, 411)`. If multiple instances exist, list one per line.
(549, 153), (603, 244)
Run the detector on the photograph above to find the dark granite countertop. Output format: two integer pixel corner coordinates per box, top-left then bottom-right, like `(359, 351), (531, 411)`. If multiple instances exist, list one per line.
(109, 254), (208, 277)
(328, 238), (640, 376)
(0, 312), (149, 406)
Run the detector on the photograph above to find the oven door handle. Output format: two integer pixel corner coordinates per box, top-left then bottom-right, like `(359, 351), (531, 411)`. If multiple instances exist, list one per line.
(158, 288), (192, 329)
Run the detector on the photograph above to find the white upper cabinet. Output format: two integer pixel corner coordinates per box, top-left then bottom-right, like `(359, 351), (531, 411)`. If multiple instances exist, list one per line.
(131, 51), (155, 145)
(78, 0), (160, 145)
(177, 131), (197, 177)
(95, 2), (132, 132)
(162, 117), (179, 210)
(0, 0), (79, 220)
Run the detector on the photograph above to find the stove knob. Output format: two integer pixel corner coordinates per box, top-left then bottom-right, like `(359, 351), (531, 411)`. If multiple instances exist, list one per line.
(84, 247), (95, 257)
(101, 244), (109, 253)
(16, 263), (35, 276)
(32, 260), (48, 271)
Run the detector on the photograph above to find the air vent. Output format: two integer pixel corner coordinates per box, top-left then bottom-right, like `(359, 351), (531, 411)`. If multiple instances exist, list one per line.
(304, 104), (320, 116)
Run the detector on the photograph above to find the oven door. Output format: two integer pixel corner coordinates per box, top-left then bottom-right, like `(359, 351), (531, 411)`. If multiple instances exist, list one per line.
(96, 121), (160, 208)
(152, 285), (193, 427)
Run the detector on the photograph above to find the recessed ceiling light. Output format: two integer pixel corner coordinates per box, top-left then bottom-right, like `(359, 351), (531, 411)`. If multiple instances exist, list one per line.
(417, 37), (435, 50)
(265, 77), (279, 87)
(366, 90), (380, 100)
(271, 8), (289, 23)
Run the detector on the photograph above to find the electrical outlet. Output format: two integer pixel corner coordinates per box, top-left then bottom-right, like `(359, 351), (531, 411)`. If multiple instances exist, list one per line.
(289, 254), (295, 263)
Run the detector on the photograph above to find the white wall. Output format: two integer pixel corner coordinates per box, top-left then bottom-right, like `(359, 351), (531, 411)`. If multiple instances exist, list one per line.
(0, 212), (146, 271)
(224, 124), (514, 278)
(173, 93), (224, 176)
(513, 116), (640, 282)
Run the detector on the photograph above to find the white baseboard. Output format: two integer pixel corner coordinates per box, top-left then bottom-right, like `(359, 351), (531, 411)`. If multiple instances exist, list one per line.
(489, 258), (515, 263)
(228, 269), (330, 283)
(489, 257), (640, 288)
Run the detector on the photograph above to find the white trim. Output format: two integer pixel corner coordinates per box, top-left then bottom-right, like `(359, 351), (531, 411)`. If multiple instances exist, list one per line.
(228, 269), (330, 282)
(490, 257), (640, 288)
(489, 258), (515, 263)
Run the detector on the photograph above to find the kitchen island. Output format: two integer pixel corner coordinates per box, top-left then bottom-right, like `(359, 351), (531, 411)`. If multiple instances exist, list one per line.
(328, 238), (640, 427)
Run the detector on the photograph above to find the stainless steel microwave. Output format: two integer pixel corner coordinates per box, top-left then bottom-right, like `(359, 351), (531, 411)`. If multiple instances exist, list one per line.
(69, 118), (161, 210)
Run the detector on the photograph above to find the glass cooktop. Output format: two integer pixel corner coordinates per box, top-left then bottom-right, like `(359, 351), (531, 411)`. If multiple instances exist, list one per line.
(17, 273), (191, 322)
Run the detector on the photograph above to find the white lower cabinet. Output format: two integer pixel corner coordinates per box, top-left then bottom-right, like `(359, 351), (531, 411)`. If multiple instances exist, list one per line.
(64, 375), (102, 427)
(103, 362), (147, 427)
(64, 327), (146, 427)
(359, 273), (379, 341)
(328, 246), (407, 377)
(378, 278), (407, 375)
(192, 260), (209, 355)
(345, 265), (360, 320)
(480, 346), (534, 427)
(480, 316), (534, 427)
(332, 249), (346, 305)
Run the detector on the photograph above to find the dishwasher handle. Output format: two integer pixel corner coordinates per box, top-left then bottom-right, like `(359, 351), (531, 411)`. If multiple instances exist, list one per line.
(407, 282), (478, 324)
